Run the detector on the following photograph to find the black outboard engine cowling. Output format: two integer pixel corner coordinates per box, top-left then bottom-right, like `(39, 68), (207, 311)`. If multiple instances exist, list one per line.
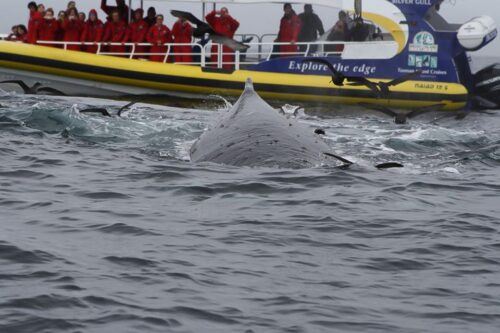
(474, 63), (500, 109)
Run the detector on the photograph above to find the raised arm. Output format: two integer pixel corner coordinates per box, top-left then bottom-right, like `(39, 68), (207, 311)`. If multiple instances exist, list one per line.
(101, 0), (110, 13)
(205, 11), (217, 27)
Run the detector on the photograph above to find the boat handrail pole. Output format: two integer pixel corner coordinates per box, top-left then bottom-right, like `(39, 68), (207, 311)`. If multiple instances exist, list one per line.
(235, 50), (240, 70)
(201, 44), (206, 67)
(128, 0), (132, 23)
(200, 1), (216, 21)
(130, 43), (136, 59)
(163, 45), (171, 63)
(217, 43), (223, 68)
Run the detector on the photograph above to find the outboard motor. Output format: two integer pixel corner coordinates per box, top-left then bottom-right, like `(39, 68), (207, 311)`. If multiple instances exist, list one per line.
(474, 64), (500, 109)
(459, 16), (500, 108)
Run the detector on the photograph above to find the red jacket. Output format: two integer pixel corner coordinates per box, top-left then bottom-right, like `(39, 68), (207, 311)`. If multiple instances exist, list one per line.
(172, 20), (193, 44)
(147, 24), (173, 62)
(39, 18), (59, 42)
(61, 18), (83, 42)
(127, 19), (149, 43)
(81, 17), (104, 43)
(27, 11), (43, 44)
(61, 18), (83, 50)
(101, 0), (129, 22)
(103, 21), (129, 43)
(278, 13), (301, 43)
(205, 11), (239, 38)
(19, 32), (28, 43)
(147, 24), (173, 45)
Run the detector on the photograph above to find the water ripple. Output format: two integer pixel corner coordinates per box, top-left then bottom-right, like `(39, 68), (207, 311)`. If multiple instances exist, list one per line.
(0, 242), (58, 264)
(0, 93), (499, 333)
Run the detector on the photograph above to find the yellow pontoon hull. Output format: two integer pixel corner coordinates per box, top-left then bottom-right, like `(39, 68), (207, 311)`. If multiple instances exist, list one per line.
(0, 42), (468, 110)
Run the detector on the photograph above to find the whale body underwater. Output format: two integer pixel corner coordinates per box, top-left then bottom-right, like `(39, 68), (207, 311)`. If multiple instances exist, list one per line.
(190, 79), (343, 169)
(77, 78), (401, 169)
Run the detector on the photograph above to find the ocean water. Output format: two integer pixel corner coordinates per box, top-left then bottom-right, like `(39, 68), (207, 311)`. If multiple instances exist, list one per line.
(0, 93), (499, 333)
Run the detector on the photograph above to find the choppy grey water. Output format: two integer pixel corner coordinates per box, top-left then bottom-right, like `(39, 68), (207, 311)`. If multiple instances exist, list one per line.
(0, 92), (499, 333)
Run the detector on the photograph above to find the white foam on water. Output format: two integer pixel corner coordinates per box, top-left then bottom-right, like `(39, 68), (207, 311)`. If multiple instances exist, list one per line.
(440, 167), (461, 174)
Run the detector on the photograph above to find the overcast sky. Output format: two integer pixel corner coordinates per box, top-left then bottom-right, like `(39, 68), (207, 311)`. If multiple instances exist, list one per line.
(2, 0), (499, 55)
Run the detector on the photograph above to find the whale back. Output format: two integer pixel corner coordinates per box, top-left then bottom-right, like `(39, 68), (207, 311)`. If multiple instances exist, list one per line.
(190, 79), (332, 168)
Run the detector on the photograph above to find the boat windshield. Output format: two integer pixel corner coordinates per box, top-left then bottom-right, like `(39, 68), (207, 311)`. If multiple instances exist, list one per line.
(424, 4), (461, 32)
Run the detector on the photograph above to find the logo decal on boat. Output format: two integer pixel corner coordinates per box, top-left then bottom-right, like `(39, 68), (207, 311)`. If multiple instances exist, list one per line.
(391, 0), (433, 5)
(288, 60), (377, 75)
(409, 31), (439, 53)
(408, 54), (438, 68)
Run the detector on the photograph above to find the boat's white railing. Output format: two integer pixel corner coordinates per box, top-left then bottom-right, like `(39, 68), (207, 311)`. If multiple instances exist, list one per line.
(206, 41), (345, 69)
(38, 41), (196, 63)
(33, 39), (399, 69)
(235, 33), (276, 55)
(37, 41), (207, 65)
(35, 40), (347, 68)
(235, 33), (266, 42)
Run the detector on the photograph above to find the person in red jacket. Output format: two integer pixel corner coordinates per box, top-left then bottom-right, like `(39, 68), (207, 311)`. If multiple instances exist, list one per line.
(56, 11), (66, 42)
(81, 9), (104, 54)
(101, 0), (129, 23)
(172, 17), (193, 63)
(205, 8), (239, 69)
(127, 9), (149, 58)
(17, 25), (29, 43)
(147, 15), (172, 63)
(6, 26), (19, 41)
(66, 1), (76, 13)
(277, 3), (301, 57)
(144, 7), (157, 27)
(27, 2), (43, 44)
(103, 10), (129, 56)
(61, 7), (83, 51)
(39, 8), (59, 47)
